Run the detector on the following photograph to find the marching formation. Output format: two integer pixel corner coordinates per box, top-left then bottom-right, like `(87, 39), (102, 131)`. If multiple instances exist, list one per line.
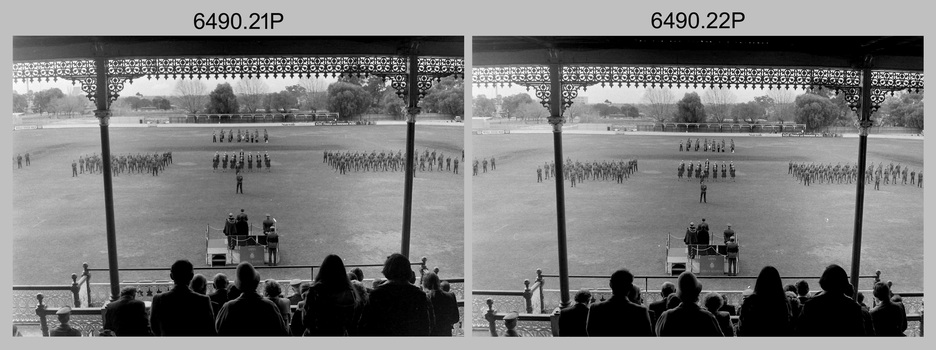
(213, 150), (271, 173)
(73, 152), (173, 177)
(789, 161), (923, 189)
(680, 137), (735, 153)
(213, 129), (269, 143)
(325, 149), (460, 175)
(536, 158), (639, 187)
(679, 159), (737, 182)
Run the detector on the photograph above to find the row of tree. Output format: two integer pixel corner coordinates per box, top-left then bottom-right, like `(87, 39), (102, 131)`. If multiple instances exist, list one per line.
(12, 88), (91, 117)
(472, 88), (923, 131)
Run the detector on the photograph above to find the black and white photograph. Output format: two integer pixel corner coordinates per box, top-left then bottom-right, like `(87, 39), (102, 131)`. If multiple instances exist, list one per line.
(471, 36), (924, 337)
(11, 36), (465, 337)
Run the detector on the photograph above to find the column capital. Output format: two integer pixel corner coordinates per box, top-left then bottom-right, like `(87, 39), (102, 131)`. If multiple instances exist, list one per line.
(406, 107), (421, 123)
(857, 119), (874, 136)
(95, 110), (111, 126)
(547, 116), (564, 132)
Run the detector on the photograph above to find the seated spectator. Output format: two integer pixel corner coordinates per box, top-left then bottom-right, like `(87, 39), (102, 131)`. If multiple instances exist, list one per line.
(358, 253), (432, 336)
(347, 272), (370, 304)
(870, 282), (907, 336)
(703, 292), (734, 337)
(558, 289), (591, 337)
(209, 273), (230, 308)
(784, 284), (802, 327)
(190, 274), (221, 318)
(795, 264), (866, 336)
(738, 266), (792, 336)
(655, 271), (723, 336)
(264, 279), (291, 326)
(856, 291), (876, 336)
(215, 262), (288, 336)
(351, 267), (374, 295)
(585, 268), (653, 336)
(50, 307), (82, 336)
(648, 282), (675, 329)
(104, 286), (153, 336)
(718, 294), (737, 316)
(287, 279), (303, 306)
(440, 280), (452, 293)
(303, 254), (365, 336)
(149, 259), (216, 336)
(423, 272), (460, 336)
(289, 282), (311, 337)
(795, 280), (811, 305)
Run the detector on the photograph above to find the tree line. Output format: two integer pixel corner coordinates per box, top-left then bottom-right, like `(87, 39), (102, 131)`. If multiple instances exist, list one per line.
(472, 88), (923, 131)
(13, 76), (464, 122)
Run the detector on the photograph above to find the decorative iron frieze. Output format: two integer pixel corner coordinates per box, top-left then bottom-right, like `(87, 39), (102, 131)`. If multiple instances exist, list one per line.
(12, 59), (96, 83)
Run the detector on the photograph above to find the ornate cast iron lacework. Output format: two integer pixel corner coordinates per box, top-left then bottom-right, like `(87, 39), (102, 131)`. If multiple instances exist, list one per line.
(13, 56), (464, 104)
(473, 66), (923, 114)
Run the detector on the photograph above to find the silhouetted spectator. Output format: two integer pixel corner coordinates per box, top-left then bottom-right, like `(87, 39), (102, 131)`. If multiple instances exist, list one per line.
(348, 272), (370, 305)
(423, 272), (459, 336)
(303, 254), (365, 336)
(359, 253), (432, 336)
(49, 307), (82, 336)
(795, 264), (866, 336)
(215, 262), (288, 336)
(502, 312), (521, 337)
(655, 271), (723, 336)
(264, 279), (291, 326)
(738, 266), (792, 336)
(190, 274), (221, 318)
(290, 282), (311, 336)
(795, 280), (811, 305)
(287, 279), (303, 306)
(104, 287), (152, 336)
(718, 294), (737, 316)
(440, 281), (451, 293)
(209, 273), (230, 308)
(149, 259), (216, 336)
(585, 268), (653, 336)
(648, 282), (676, 329)
(870, 282), (907, 336)
(558, 289), (591, 336)
(784, 284), (802, 327)
(704, 292), (734, 337)
(856, 291), (876, 336)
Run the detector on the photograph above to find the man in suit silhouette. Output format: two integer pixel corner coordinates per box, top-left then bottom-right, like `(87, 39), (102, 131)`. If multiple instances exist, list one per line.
(655, 271), (723, 336)
(103, 287), (152, 336)
(648, 282), (676, 329)
(149, 259), (216, 336)
(585, 268), (653, 336)
(558, 289), (592, 336)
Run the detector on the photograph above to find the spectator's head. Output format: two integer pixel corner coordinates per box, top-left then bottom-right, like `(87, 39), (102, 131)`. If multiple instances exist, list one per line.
(441, 281), (451, 292)
(263, 279), (282, 298)
(660, 282), (676, 297)
(784, 284), (797, 294)
(170, 259), (195, 286)
(676, 271), (703, 304)
(381, 253), (412, 282)
(290, 279), (301, 292)
(753, 266), (785, 299)
(347, 272), (358, 282)
(703, 292), (723, 312)
(56, 306), (72, 324)
(190, 274), (208, 295)
(856, 291), (865, 304)
(234, 262), (260, 292)
(351, 267), (364, 282)
(609, 268), (634, 296)
(818, 264), (850, 295)
(504, 312), (519, 329)
(315, 254), (352, 290)
(119, 286), (138, 300)
(213, 273), (229, 290)
(628, 284), (643, 304)
(795, 280), (809, 297)
(574, 289), (592, 304)
(873, 282), (891, 303)
(240, 209), (245, 213)
(299, 282), (312, 299)
(720, 293), (731, 306)
(423, 272), (442, 291)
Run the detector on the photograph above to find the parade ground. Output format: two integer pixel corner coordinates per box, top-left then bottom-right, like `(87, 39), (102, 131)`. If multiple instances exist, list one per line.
(12, 123), (464, 285)
(473, 132), (924, 292)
